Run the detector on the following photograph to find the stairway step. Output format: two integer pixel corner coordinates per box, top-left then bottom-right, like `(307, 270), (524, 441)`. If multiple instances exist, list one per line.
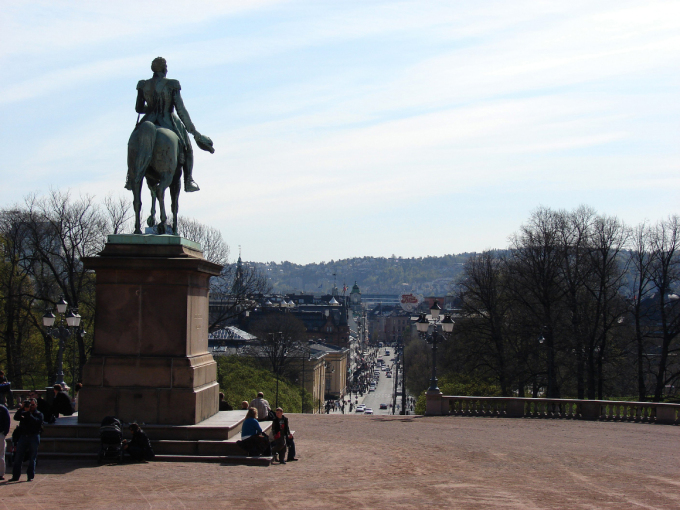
(153, 454), (273, 466)
(41, 411), (249, 440)
(37, 452), (273, 466)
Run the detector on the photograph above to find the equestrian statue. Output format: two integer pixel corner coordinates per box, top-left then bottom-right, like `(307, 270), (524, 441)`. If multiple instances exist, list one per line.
(126, 57), (214, 235)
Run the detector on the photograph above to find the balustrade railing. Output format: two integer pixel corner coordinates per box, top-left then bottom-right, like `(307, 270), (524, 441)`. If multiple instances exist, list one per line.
(426, 394), (679, 425)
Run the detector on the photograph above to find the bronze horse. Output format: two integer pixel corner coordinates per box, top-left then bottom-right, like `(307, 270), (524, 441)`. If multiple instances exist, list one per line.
(127, 121), (213, 235)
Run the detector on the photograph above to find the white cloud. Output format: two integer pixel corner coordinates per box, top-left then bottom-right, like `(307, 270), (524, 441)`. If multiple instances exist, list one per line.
(1, 1), (679, 262)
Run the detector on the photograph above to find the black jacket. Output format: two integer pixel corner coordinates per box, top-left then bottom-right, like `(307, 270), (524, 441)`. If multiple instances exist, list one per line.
(272, 415), (291, 437)
(14, 408), (43, 435)
(53, 391), (73, 417)
(0, 404), (9, 436)
(131, 430), (153, 452)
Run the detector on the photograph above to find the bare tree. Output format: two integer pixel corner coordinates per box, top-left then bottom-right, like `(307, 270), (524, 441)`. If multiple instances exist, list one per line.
(177, 217), (229, 265)
(174, 217), (271, 330)
(248, 313), (308, 380)
(628, 222), (655, 400)
(555, 206), (596, 399)
(457, 251), (514, 396)
(209, 263), (271, 331)
(648, 216), (680, 401)
(23, 190), (106, 384)
(506, 207), (566, 398)
(583, 214), (630, 399)
(103, 194), (133, 235)
(0, 208), (41, 388)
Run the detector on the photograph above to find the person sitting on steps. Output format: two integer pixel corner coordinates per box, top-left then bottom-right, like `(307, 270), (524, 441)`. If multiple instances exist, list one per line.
(51, 384), (74, 419)
(122, 422), (155, 462)
(236, 407), (270, 457)
(250, 391), (272, 422)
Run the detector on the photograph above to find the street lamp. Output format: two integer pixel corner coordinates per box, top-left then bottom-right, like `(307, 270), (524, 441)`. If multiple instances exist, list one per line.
(42, 296), (83, 391)
(301, 350), (312, 413)
(416, 300), (454, 393)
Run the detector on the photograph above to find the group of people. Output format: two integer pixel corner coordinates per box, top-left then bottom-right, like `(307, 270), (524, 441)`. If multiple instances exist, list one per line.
(0, 384), (83, 481)
(236, 391), (296, 464)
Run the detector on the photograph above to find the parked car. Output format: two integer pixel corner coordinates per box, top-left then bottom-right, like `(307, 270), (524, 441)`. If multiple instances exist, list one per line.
(364, 408), (374, 415)
(356, 404), (366, 413)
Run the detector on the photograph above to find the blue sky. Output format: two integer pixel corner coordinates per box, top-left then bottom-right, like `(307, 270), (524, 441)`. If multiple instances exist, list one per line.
(1, 1), (678, 264)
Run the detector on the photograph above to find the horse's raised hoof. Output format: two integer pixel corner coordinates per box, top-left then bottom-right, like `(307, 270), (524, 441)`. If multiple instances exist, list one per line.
(147, 216), (156, 227)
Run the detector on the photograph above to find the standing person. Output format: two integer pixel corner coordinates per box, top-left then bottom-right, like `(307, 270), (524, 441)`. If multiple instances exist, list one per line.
(10, 398), (43, 482)
(73, 383), (82, 412)
(0, 371), (12, 408)
(0, 402), (9, 480)
(271, 407), (296, 463)
(250, 392), (272, 422)
(28, 390), (54, 424)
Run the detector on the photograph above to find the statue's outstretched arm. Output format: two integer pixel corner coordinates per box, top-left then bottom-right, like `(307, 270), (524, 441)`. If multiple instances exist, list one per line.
(174, 91), (197, 135)
(173, 85), (214, 153)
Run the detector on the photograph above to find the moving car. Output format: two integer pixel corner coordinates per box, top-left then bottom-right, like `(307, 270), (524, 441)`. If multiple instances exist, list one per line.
(386, 372), (392, 378)
(379, 403), (388, 409)
(364, 408), (374, 415)
(356, 404), (366, 412)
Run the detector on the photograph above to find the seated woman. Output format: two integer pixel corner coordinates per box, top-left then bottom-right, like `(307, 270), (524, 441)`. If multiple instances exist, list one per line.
(52, 384), (74, 418)
(123, 423), (155, 461)
(236, 407), (269, 456)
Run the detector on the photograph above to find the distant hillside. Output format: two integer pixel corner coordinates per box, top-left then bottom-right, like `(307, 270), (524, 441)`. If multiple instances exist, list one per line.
(250, 254), (476, 295)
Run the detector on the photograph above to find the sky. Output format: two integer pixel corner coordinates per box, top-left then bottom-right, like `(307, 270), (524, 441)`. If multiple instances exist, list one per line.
(1, 1), (679, 264)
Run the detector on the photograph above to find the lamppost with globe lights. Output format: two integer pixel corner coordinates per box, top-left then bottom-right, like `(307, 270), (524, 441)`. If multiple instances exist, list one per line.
(415, 300), (454, 394)
(42, 296), (83, 392)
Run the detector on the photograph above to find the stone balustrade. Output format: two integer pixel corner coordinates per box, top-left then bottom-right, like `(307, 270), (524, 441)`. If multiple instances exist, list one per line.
(425, 394), (680, 425)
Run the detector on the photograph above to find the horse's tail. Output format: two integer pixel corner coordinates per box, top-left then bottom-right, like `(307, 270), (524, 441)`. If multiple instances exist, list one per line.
(128, 121), (157, 182)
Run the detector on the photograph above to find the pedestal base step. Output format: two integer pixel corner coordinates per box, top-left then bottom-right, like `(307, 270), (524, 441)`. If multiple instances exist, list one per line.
(32, 411), (274, 465)
(37, 452), (274, 466)
(43, 411), (247, 440)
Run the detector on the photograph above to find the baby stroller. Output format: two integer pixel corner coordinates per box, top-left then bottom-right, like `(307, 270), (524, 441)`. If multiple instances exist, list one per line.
(98, 416), (123, 464)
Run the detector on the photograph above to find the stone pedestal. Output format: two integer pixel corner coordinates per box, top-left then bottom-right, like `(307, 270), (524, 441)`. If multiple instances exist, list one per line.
(78, 235), (223, 425)
(425, 389), (444, 416)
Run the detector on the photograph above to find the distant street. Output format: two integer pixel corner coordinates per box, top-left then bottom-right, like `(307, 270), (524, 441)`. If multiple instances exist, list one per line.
(352, 348), (402, 416)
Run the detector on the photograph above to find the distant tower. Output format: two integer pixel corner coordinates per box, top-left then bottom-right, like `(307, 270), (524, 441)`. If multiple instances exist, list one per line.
(350, 281), (361, 311)
(232, 246), (244, 295)
(331, 272), (339, 297)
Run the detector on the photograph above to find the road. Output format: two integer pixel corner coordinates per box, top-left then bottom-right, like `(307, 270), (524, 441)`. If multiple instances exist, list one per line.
(355, 348), (400, 416)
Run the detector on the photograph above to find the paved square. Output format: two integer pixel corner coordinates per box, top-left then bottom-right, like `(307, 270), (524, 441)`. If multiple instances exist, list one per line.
(2, 414), (679, 509)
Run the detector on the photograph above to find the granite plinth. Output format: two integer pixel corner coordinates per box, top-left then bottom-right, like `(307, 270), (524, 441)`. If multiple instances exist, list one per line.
(78, 238), (223, 425)
(107, 233), (201, 251)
